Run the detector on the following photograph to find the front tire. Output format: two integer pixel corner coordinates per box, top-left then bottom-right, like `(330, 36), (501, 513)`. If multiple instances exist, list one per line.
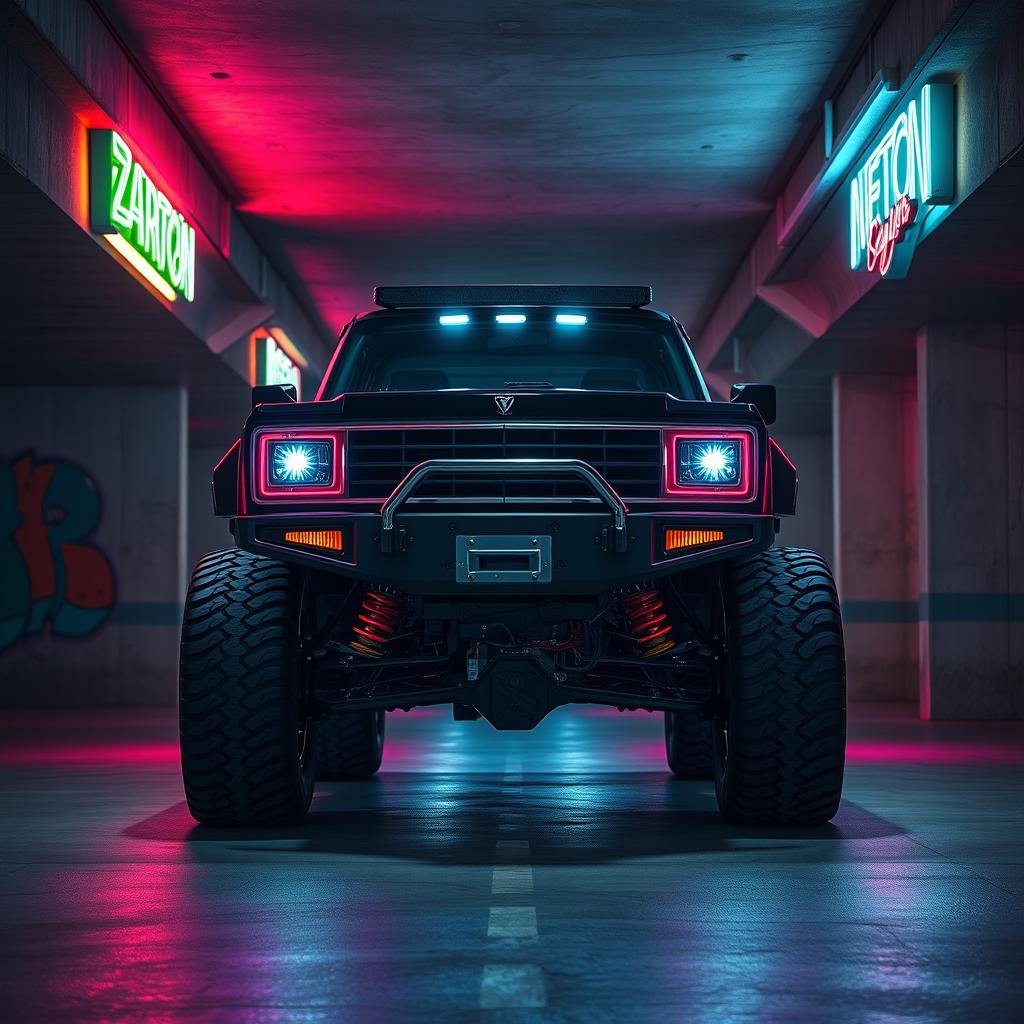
(664, 709), (714, 779)
(179, 549), (316, 826)
(715, 547), (846, 825)
(316, 710), (385, 780)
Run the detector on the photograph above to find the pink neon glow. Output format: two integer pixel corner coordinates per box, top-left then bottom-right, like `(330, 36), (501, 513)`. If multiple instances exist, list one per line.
(254, 429), (346, 501)
(0, 741), (180, 767)
(662, 428), (756, 501)
(846, 740), (1024, 765)
(867, 195), (917, 276)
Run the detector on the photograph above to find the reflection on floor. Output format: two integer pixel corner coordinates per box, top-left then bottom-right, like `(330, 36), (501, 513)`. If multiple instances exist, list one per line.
(0, 703), (1022, 1022)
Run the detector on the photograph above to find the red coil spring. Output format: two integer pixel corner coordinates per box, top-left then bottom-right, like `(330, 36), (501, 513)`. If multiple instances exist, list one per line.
(351, 586), (405, 658)
(622, 585), (675, 658)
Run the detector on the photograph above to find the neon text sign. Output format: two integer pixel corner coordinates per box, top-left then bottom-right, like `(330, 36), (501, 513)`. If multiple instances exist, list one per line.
(849, 82), (954, 278)
(89, 130), (196, 302)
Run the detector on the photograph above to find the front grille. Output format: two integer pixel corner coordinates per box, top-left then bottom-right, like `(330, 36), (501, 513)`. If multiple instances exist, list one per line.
(347, 427), (663, 499)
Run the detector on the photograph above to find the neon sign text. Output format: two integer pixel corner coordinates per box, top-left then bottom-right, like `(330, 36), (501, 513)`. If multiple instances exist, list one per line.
(89, 130), (196, 302)
(849, 82), (954, 277)
(867, 195), (917, 276)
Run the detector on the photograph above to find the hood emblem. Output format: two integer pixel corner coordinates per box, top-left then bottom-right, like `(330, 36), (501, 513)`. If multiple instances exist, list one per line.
(494, 395), (515, 415)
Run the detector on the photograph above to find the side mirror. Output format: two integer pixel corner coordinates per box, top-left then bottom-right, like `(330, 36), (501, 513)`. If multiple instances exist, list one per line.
(252, 383), (297, 407)
(730, 382), (776, 425)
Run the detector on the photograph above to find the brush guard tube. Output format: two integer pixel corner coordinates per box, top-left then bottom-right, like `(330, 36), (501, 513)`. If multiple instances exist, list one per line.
(379, 458), (629, 554)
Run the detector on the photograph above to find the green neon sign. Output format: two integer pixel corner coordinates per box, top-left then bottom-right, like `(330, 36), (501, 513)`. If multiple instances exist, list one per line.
(89, 129), (196, 302)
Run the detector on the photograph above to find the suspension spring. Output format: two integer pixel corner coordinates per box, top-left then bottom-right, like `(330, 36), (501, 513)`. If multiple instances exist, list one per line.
(350, 585), (405, 658)
(621, 584), (675, 658)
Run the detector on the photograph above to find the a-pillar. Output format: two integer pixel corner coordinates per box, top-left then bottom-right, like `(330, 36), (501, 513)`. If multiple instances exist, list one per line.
(832, 374), (918, 701)
(917, 324), (1023, 719)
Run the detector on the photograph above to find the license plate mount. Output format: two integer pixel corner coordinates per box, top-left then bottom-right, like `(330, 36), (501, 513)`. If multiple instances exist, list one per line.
(455, 534), (552, 583)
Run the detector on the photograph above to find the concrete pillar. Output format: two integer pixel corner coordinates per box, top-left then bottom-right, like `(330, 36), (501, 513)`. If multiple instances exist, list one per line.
(832, 375), (918, 701)
(917, 325), (1024, 720)
(0, 387), (187, 705)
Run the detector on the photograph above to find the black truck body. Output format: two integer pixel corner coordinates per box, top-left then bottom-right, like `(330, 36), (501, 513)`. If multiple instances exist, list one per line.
(179, 286), (845, 827)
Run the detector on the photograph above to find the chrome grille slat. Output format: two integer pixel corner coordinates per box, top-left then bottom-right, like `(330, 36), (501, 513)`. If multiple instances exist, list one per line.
(347, 427), (662, 499)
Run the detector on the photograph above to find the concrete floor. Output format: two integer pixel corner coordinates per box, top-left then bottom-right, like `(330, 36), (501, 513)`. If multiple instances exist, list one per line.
(0, 704), (1022, 1023)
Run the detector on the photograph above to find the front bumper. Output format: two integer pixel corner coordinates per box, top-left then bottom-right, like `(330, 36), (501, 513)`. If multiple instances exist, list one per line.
(234, 509), (775, 594)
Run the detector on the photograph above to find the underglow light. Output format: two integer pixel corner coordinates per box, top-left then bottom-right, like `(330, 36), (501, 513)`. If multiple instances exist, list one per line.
(89, 130), (196, 301)
(495, 313), (527, 324)
(439, 313), (470, 326)
(103, 232), (177, 301)
(695, 443), (736, 483)
(555, 313), (587, 325)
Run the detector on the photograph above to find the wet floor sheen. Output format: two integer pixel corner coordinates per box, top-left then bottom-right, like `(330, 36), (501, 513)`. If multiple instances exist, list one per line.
(1, 703), (1022, 1023)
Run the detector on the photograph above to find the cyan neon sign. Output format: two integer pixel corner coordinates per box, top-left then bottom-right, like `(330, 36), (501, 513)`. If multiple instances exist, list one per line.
(849, 82), (955, 278)
(89, 130), (196, 302)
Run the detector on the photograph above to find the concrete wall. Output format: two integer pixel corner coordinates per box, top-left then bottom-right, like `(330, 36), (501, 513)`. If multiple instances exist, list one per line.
(832, 375), (919, 702)
(774, 431), (834, 567)
(918, 323), (1024, 719)
(0, 387), (186, 705)
(187, 446), (232, 573)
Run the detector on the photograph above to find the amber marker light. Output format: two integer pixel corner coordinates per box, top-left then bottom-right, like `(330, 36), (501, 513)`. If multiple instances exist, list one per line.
(284, 529), (344, 552)
(664, 528), (725, 552)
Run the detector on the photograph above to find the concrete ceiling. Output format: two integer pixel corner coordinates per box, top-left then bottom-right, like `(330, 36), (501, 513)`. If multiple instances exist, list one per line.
(97, 0), (877, 338)
(0, 160), (250, 447)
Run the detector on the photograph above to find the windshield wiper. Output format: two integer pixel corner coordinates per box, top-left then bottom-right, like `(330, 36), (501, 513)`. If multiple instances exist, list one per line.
(501, 381), (555, 389)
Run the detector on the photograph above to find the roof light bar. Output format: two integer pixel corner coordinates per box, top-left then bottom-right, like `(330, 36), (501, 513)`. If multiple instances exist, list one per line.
(375, 285), (652, 308)
(555, 313), (587, 325)
(495, 313), (527, 324)
(439, 313), (470, 326)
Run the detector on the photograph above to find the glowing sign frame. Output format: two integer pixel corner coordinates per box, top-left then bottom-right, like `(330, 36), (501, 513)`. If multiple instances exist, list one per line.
(252, 328), (304, 401)
(89, 129), (196, 302)
(849, 82), (955, 279)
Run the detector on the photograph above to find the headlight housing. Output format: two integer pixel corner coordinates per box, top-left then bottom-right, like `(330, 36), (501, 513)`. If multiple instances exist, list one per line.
(663, 429), (756, 500)
(255, 430), (345, 500)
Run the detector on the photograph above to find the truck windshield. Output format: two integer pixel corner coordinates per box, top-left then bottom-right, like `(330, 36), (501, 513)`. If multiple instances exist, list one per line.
(321, 317), (704, 399)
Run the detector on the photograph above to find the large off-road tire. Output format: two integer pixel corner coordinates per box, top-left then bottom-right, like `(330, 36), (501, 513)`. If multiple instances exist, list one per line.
(179, 549), (316, 826)
(316, 710), (385, 780)
(664, 709), (714, 779)
(715, 547), (846, 825)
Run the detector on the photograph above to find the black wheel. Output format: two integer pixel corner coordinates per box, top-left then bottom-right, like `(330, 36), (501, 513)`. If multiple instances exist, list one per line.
(179, 549), (316, 826)
(714, 547), (846, 825)
(316, 710), (385, 780)
(664, 709), (714, 779)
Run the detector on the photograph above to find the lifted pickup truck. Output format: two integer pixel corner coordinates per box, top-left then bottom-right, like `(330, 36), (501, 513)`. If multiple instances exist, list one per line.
(180, 285), (846, 827)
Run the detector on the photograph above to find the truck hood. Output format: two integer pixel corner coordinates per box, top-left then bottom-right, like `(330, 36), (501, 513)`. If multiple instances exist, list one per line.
(251, 388), (762, 427)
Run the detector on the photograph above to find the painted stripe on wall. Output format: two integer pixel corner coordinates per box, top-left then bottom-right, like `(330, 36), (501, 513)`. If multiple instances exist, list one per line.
(112, 602), (184, 626)
(843, 594), (1024, 624)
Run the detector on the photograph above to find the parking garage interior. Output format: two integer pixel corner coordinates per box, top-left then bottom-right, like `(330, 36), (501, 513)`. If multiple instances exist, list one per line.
(1, 0), (1022, 1021)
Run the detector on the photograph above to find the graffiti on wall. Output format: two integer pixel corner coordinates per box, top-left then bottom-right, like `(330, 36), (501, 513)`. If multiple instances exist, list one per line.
(0, 454), (115, 651)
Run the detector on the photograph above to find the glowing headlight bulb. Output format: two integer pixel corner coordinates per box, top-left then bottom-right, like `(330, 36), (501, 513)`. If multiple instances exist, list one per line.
(277, 444), (313, 481)
(694, 443), (737, 483)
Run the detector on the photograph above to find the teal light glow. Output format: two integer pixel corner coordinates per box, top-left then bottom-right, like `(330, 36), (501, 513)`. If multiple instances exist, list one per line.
(495, 313), (527, 324)
(439, 313), (470, 326)
(555, 313), (587, 325)
(848, 81), (955, 276)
